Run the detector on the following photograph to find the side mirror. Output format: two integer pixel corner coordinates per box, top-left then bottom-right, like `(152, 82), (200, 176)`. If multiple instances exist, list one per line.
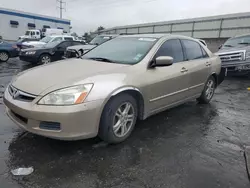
(153, 56), (173, 67)
(218, 44), (222, 49)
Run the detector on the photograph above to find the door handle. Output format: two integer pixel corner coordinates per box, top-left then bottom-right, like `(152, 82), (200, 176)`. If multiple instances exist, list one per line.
(206, 62), (211, 66)
(180, 67), (188, 73)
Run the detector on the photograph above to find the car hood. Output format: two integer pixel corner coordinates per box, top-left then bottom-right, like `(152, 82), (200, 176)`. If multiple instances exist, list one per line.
(12, 58), (129, 95)
(22, 41), (46, 47)
(217, 45), (250, 54)
(67, 44), (97, 51)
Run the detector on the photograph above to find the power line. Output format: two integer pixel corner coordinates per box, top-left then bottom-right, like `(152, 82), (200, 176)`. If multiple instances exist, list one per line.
(57, 0), (66, 19)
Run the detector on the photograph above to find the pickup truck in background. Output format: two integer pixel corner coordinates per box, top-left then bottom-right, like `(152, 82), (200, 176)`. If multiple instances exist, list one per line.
(216, 34), (250, 76)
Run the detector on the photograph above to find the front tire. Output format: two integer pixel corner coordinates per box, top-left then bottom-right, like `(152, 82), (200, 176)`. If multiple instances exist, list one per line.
(99, 94), (138, 144)
(0, 51), (9, 62)
(197, 76), (216, 104)
(39, 54), (51, 64)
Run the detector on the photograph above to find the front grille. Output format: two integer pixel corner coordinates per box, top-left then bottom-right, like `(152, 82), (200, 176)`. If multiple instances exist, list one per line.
(39, 122), (61, 131)
(8, 85), (37, 102)
(218, 50), (245, 64)
(11, 110), (28, 124)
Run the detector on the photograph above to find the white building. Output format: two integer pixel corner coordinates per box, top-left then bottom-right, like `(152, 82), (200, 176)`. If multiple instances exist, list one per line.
(0, 7), (71, 41)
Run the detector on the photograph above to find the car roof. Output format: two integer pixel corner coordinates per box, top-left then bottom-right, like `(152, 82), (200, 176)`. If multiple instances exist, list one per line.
(49, 35), (73, 38)
(118, 33), (197, 40)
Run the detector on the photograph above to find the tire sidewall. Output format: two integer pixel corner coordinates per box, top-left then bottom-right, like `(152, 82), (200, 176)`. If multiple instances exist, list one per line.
(0, 51), (9, 62)
(99, 94), (138, 143)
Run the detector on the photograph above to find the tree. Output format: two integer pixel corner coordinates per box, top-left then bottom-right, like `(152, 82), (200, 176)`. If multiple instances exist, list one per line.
(83, 32), (92, 43)
(97, 26), (105, 32)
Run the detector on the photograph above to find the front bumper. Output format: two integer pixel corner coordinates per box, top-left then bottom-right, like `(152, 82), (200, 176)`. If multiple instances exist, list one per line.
(19, 55), (38, 63)
(3, 89), (104, 140)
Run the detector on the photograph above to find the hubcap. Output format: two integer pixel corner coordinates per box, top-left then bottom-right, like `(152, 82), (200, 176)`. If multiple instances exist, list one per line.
(0, 52), (8, 61)
(41, 56), (51, 64)
(113, 102), (135, 138)
(205, 80), (214, 100)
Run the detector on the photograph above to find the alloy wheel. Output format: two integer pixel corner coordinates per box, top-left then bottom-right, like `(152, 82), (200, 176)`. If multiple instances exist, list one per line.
(113, 102), (135, 138)
(41, 56), (51, 64)
(0, 52), (9, 62)
(205, 80), (215, 100)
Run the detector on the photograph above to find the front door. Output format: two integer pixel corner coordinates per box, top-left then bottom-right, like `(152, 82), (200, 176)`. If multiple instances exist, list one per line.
(181, 39), (211, 96)
(143, 39), (191, 113)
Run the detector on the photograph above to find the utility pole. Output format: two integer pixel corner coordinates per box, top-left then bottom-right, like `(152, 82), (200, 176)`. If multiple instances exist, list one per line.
(57, 0), (66, 19)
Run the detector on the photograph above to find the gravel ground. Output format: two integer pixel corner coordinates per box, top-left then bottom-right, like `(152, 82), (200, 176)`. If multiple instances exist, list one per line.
(0, 58), (250, 188)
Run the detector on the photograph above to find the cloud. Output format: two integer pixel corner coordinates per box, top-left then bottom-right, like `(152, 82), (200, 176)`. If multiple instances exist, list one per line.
(0, 0), (250, 35)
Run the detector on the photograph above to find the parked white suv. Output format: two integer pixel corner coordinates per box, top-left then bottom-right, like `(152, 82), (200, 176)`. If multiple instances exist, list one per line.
(22, 35), (75, 49)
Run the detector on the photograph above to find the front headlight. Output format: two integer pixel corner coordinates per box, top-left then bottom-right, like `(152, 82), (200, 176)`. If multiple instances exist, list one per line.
(246, 51), (250, 59)
(38, 84), (93, 105)
(25, 51), (36, 55)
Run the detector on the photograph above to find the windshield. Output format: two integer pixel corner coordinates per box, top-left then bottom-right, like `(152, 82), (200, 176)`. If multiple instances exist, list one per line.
(25, 31), (30, 36)
(223, 35), (250, 47)
(84, 37), (158, 64)
(40, 36), (53, 43)
(43, 41), (61, 48)
(89, 36), (112, 45)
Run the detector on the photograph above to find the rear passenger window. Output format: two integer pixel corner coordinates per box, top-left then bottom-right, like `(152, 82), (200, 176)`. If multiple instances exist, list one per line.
(155, 39), (184, 63)
(52, 37), (63, 42)
(182, 40), (203, 60)
(64, 37), (73, 41)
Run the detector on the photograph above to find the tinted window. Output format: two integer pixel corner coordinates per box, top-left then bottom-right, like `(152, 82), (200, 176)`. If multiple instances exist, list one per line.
(58, 42), (72, 49)
(182, 40), (203, 60)
(64, 37), (73, 41)
(155, 39), (184, 63)
(31, 31), (35, 35)
(36, 32), (39, 35)
(72, 41), (82, 46)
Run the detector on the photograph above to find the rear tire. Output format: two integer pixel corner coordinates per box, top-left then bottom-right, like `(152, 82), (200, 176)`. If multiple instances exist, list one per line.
(197, 76), (216, 104)
(98, 94), (138, 144)
(0, 51), (9, 62)
(39, 54), (51, 64)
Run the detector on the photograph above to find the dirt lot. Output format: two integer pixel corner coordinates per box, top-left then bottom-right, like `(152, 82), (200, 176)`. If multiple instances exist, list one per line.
(0, 58), (250, 188)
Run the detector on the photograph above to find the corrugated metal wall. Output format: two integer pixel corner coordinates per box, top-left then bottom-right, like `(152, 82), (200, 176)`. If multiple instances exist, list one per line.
(99, 12), (250, 39)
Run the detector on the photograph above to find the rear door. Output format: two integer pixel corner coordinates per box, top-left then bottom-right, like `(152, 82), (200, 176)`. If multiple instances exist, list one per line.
(144, 39), (191, 113)
(181, 39), (211, 96)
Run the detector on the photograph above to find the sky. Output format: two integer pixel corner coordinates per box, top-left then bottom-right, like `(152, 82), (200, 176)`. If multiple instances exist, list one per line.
(0, 0), (250, 35)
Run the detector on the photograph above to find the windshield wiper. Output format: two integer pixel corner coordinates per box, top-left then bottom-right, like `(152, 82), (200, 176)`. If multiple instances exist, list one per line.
(224, 44), (233, 47)
(87, 57), (115, 63)
(238, 42), (250, 45)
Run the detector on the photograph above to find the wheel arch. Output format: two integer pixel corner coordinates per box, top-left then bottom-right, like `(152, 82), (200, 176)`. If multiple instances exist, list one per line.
(211, 72), (218, 88)
(100, 87), (145, 121)
(39, 53), (51, 61)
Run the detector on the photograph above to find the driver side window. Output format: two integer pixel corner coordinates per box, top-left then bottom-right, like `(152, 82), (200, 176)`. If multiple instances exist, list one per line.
(154, 39), (184, 63)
